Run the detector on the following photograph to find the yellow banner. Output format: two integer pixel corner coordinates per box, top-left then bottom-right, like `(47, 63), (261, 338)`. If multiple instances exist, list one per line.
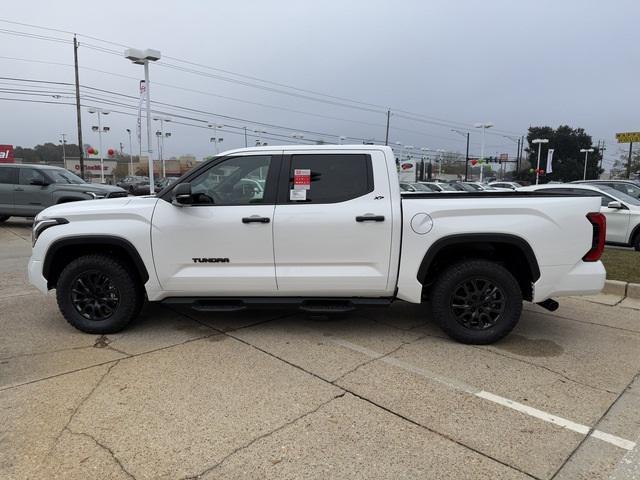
(616, 132), (640, 143)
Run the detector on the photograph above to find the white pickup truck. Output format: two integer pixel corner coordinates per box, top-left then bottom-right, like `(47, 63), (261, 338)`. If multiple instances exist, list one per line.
(28, 145), (606, 344)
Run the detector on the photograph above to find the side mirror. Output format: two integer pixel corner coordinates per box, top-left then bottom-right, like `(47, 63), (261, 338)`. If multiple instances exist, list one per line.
(173, 182), (193, 205)
(607, 201), (623, 209)
(30, 178), (49, 186)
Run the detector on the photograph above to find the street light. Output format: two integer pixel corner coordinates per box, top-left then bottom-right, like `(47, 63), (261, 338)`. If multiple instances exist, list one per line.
(532, 138), (549, 185)
(59, 133), (67, 165)
(436, 149), (445, 177)
(291, 133), (304, 143)
(339, 135), (347, 145)
(474, 122), (494, 182)
(254, 129), (265, 146)
(208, 123), (224, 154)
(87, 107), (110, 183)
(420, 147), (429, 181)
(451, 129), (471, 181)
(154, 117), (172, 177)
(580, 148), (595, 181)
(124, 47), (161, 192)
(125, 128), (133, 175)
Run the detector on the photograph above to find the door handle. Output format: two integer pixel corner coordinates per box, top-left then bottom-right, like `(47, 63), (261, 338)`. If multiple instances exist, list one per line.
(242, 216), (270, 224)
(356, 215), (385, 222)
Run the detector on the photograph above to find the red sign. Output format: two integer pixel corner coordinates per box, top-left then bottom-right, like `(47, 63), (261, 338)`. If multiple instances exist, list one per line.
(470, 158), (478, 166)
(293, 168), (311, 190)
(0, 144), (14, 163)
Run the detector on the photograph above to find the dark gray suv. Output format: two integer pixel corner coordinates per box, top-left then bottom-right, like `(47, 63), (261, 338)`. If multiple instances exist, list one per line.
(0, 164), (127, 221)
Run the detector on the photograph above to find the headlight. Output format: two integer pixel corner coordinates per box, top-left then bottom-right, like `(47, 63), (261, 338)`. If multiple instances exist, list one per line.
(32, 217), (69, 246)
(85, 191), (106, 199)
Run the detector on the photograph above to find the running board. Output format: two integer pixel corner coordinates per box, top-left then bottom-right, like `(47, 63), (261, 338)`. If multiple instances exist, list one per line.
(162, 297), (393, 313)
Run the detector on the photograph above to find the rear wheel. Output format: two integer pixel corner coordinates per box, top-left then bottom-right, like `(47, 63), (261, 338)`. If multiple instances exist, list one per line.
(430, 259), (522, 344)
(56, 254), (144, 334)
(633, 233), (640, 252)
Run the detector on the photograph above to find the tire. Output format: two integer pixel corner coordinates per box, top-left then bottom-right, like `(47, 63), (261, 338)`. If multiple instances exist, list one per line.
(0, 215), (9, 222)
(56, 254), (144, 334)
(430, 259), (523, 344)
(634, 234), (640, 252)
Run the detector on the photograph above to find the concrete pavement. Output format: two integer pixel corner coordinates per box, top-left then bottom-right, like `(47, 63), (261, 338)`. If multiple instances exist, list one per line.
(1, 218), (640, 479)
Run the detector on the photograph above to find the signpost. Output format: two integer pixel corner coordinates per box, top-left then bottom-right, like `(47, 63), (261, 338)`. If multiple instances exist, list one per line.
(615, 131), (640, 179)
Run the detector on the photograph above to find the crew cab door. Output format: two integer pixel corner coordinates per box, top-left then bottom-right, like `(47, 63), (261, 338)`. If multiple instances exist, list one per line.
(151, 153), (280, 294)
(273, 150), (394, 296)
(14, 167), (52, 216)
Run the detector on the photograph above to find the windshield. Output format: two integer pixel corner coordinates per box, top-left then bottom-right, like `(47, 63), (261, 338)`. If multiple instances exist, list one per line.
(438, 183), (458, 191)
(464, 183), (484, 191)
(47, 169), (86, 184)
(411, 183), (435, 192)
(599, 185), (640, 206)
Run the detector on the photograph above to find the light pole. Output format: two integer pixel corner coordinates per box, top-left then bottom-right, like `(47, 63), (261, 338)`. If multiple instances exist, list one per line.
(59, 133), (67, 165)
(208, 123), (224, 154)
(436, 149), (446, 177)
(420, 147), (429, 181)
(154, 117), (171, 177)
(254, 129), (265, 146)
(291, 133), (304, 143)
(88, 108), (110, 183)
(124, 48), (161, 192)
(474, 122), (494, 182)
(580, 148), (595, 181)
(451, 129), (470, 181)
(339, 135), (346, 145)
(125, 128), (133, 175)
(532, 138), (549, 185)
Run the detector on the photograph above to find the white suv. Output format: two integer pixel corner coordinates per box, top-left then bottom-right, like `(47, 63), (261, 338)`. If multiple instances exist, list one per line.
(520, 183), (640, 250)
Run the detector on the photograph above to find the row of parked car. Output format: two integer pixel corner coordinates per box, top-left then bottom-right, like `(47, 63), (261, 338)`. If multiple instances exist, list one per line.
(400, 179), (640, 250)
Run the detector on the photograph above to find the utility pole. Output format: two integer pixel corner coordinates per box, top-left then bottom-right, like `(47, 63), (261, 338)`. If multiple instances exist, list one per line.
(244, 126), (248, 147)
(515, 137), (520, 173)
(73, 35), (85, 179)
(464, 132), (470, 181)
(385, 109), (391, 145)
(628, 142), (633, 179)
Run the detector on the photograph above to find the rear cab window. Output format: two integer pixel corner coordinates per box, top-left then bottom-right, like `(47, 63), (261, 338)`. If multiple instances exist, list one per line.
(284, 153), (373, 204)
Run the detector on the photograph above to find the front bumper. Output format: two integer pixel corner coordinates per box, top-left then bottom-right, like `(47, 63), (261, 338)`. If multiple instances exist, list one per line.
(27, 258), (48, 294)
(533, 261), (606, 302)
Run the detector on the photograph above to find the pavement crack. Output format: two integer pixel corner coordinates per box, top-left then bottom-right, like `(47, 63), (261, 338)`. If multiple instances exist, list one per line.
(478, 346), (618, 395)
(0, 344), (95, 361)
(66, 428), (137, 480)
(180, 392), (345, 480)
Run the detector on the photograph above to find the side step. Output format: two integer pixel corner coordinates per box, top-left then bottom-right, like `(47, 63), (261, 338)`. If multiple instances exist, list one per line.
(162, 297), (392, 313)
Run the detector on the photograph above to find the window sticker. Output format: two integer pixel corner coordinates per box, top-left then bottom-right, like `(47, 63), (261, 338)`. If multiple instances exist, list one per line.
(290, 189), (307, 201)
(293, 169), (311, 190)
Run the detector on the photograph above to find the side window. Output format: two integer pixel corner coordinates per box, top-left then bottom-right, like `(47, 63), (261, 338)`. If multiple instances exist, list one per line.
(288, 154), (373, 204)
(0, 167), (16, 184)
(599, 194), (615, 207)
(189, 155), (271, 205)
(19, 168), (46, 186)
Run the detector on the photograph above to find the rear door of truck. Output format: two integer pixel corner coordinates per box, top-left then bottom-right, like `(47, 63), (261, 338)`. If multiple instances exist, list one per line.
(272, 149), (395, 296)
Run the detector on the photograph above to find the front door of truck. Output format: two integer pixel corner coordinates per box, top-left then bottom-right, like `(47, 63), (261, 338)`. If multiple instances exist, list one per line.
(151, 153), (280, 295)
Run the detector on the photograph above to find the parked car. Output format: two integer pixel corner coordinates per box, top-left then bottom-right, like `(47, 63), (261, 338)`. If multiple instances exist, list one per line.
(117, 175), (149, 194)
(489, 181), (522, 190)
(30, 145), (605, 345)
(519, 183), (640, 250)
(400, 182), (436, 192)
(572, 180), (640, 199)
(0, 163), (127, 222)
(130, 177), (181, 196)
(463, 182), (510, 191)
(418, 181), (458, 192)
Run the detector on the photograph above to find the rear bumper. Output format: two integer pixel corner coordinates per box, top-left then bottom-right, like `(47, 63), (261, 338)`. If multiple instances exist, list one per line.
(27, 258), (48, 294)
(533, 261), (606, 302)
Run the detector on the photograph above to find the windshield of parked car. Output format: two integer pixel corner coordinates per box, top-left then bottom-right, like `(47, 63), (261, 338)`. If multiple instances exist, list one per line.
(411, 183), (435, 192)
(599, 185), (640, 206)
(47, 169), (86, 184)
(463, 183), (484, 191)
(438, 183), (458, 191)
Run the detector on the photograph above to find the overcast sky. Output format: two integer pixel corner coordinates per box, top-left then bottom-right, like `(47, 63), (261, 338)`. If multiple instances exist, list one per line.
(0, 0), (637, 168)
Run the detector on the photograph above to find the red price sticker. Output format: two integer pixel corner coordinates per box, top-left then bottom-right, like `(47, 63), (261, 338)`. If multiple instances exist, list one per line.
(293, 169), (311, 190)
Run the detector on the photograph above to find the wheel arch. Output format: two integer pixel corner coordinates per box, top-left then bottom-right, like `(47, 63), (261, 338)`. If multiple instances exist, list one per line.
(43, 235), (149, 289)
(417, 233), (540, 301)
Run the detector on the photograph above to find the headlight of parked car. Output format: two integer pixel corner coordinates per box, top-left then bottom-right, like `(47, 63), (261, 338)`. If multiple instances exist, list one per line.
(84, 191), (106, 199)
(32, 217), (69, 246)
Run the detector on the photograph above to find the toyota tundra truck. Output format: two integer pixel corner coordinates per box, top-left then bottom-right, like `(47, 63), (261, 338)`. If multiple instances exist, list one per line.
(27, 145), (606, 344)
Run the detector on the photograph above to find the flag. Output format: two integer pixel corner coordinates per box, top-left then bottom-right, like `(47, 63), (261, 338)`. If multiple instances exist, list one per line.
(546, 149), (554, 173)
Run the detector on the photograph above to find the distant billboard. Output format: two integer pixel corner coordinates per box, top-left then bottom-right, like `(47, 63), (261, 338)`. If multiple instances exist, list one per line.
(0, 145), (14, 163)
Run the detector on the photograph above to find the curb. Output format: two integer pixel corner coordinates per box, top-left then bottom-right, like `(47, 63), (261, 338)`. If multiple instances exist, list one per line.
(603, 280), (640, 300)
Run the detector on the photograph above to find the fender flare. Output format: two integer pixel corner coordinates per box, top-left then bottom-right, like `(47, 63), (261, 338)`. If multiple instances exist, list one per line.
(416, 233), (541, 283)
(43, 235), (149, 283)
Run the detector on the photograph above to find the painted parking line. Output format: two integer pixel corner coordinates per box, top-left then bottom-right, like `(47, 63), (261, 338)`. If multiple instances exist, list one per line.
(332, 338), (636, 452)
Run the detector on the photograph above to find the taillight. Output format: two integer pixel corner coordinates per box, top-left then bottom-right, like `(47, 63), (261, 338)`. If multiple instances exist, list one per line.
(583, 212), (606, 262)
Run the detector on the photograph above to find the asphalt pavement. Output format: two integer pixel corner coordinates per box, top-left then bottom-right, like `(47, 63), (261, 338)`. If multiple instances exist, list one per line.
(1, 218), (639, 480)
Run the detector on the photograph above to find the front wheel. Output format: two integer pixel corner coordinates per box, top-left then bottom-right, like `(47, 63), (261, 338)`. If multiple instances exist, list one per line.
(430, 260), (523, 344)
(56, 254), (144, 334)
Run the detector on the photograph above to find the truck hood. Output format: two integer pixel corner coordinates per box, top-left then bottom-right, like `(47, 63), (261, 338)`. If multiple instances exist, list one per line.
(36, 196), (159, 222)
(54, 183), (127, 194)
